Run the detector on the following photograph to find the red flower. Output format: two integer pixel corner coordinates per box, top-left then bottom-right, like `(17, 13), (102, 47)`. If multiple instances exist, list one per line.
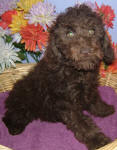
(20, 24), (49, 51)
(0, 21), (8, 29)
(1, 10), (17, 25)
(0, 10), (17, 29)
(95, 2), (115, 29)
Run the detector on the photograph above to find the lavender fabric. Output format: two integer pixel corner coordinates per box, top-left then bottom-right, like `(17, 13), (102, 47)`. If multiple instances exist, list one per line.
(0, 86), (117, 150)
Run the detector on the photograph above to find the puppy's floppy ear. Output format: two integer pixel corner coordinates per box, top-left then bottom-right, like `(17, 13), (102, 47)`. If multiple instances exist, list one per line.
(102, 32), (114, 65)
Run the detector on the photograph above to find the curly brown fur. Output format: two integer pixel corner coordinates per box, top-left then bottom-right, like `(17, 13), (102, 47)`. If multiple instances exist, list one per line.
(2, 4), (115, 150)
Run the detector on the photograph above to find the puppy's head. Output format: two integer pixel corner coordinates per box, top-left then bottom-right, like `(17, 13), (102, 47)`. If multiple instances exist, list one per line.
(47, 4), (114, 70)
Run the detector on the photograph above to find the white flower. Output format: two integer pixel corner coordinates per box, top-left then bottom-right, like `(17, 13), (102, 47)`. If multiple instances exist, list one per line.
(76, 1), (97, 11)
(0, 27), (11, 37)
(25, 2), (56, 29)
(0, 27), (6, 37)
(12, 33), (22, 43)
(0, 38), (4, 48)
(0, 38), (21, 73)
(0, 0), (18, 15)
(38, 46), (46, 61)
(75, 1), (82, 6)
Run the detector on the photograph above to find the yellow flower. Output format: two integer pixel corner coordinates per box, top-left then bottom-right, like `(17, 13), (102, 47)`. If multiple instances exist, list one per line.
(9, 11), (28, 33)
(17, 0), (44, 12)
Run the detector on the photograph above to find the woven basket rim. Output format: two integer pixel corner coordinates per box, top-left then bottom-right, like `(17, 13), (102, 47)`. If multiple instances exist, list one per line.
(0, 63), (117, 93)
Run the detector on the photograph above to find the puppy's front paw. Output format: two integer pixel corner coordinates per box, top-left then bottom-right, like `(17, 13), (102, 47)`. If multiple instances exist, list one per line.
(3, 119), (25, 135)
(101, 104), (115, 117)
(2, 113), (26, 135)
(88, 101), (115, 117)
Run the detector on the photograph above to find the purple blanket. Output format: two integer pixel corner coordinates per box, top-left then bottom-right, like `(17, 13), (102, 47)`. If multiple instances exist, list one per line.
(0, 86), (117, 150)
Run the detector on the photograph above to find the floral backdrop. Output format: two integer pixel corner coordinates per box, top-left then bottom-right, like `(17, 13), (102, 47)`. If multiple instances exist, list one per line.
(0, 0), (117, 75)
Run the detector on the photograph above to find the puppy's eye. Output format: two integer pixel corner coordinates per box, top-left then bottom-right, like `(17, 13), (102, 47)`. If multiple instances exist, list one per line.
(66, 31), (74, 37)
(89, 29), (95, 35)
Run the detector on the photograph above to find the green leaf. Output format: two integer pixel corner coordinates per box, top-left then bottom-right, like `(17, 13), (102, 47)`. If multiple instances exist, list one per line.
(17, 51), (26, 61)
(5, 35), (13, 43)
(35, 51), (41, 57)
(13, 42), (25, 50)
(104, 64), (108, 70)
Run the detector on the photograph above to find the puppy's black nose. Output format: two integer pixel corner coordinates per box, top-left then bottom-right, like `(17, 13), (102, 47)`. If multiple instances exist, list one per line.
(80, 48), (90, 54)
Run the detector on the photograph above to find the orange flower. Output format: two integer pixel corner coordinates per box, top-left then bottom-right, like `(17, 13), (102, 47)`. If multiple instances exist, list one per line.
(20, 24), (49, 51)
(108, 60), (117, 73)
(1, 10), (17, 25)
(106, 30), (112, 43)
(100, 60), (117, 77)
(112, 42), (117, 59)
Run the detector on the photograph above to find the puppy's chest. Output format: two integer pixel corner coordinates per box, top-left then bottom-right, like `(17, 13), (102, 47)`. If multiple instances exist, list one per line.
(58, 68), (94, 94)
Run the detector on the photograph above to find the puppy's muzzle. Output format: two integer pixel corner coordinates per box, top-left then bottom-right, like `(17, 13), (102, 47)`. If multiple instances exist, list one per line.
(80, 48), (91, 54)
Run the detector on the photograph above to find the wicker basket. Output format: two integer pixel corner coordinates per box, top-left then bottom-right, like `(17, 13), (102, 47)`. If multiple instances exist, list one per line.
(97, 139), (117, 150)
(0, 63), (117, 93)
(0, 140), (117, 150)
(0, 145), (12, 150)
(100, 72), (117, 93)
(0, 63), (36, 93)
